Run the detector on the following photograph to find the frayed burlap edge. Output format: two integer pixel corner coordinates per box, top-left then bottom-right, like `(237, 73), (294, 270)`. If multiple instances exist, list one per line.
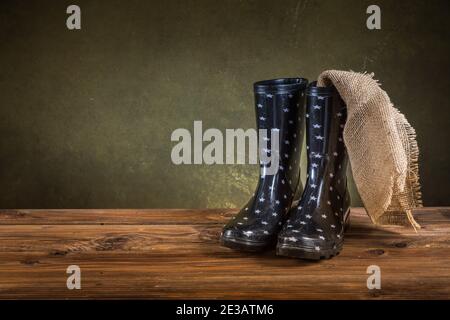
(379, 110), (422, 230)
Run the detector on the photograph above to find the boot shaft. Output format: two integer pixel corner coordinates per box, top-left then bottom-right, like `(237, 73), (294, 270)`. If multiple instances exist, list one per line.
(305, 82), (348, 192)
(253, 78), (308, 182)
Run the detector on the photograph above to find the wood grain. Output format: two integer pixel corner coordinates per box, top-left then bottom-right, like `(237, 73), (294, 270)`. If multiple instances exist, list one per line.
(0, 207), (448, 299)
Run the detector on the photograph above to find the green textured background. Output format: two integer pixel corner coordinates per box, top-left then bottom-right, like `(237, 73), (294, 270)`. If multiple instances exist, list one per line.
(0, 0), (449, 209)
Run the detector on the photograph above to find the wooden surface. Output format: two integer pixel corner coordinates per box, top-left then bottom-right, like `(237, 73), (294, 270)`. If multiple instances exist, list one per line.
(0, 207), (448, 299)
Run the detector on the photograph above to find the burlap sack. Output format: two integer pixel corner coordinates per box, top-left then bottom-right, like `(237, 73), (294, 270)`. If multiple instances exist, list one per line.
(317, 70), (422, 230)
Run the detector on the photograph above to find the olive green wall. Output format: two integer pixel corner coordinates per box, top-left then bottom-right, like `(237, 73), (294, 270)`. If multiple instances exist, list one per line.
(0, 0), (448, 208)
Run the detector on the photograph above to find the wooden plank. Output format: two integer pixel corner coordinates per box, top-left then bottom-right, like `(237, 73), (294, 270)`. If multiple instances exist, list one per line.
(0, 207), (448, 299)
(0, 207), (447, 225)
(0, 209), (233, 225)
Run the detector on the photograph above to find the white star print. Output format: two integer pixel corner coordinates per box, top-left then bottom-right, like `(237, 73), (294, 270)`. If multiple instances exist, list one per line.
(243, 217), (248, 220)
(306, 113), (309, 118)
(243, 231), (253, 236)
(312, 163), (319, 168)
(272, 212), (278, 216)
(284, 154), (289, 158)
(315, 135), (324, 140)
(259, 197), (265, 202)
(298, 206), (302, 210)
(337, 112), (342, 117)
(313, 124), (322, 129)
(331, 224), (336, 228)
(263, 137), (270, 141)
(329, 173), (334, 178)
(313, 154), (322, 159)
(283, 108), (289, 112)
(317, 96), (325, 100)
(306, 214), (312, 219)
(292, 230), (300, 233)
(288, 237), (298, 242)
(283, 195), (287, 199)
(275, 200), (280, 205)
(284, 140), (290, 145)
(259, 116), (266, 121)
(316, 228), (323, 232)
(300, 221), (306, 225)
(327, 201), (331, 205)
(315, 246), (321, 251)
(287, 224), (293, 228)
(279, 165), (284, 171)
(257, 104), (263, 108)
(310, 196), (317, 201)
(238, 222), (243, 225)
(261, 221), (268, 225)
(333, 152), (338, 156)
(266, 94), (273, 98)
(311, 184), (317, 188)
(337, 234), (341, 238)
(313, 105), (321, 110)
(319, 235), (325, 240)
(244, 207), (248, 211)
(281, 179), (285, 184)
(321, 214), (327, 218)
(255, 209), (261, 214)
(262, 148), (270, 153)
(263, 230), (269, 235)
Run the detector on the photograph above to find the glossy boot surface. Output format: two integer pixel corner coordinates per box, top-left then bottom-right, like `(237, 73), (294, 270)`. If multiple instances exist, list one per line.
(221, 78), (308, 252)
(277, 82), (350, 260)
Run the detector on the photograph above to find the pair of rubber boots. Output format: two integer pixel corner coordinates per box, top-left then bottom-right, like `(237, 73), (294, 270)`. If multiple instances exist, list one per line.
(221, 78), (350, 260)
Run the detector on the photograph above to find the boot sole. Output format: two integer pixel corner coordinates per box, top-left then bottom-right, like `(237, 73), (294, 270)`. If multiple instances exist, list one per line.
(276, 208), (350, 260)
(276, 242), (343, 260)
(220, 235), (275, 253)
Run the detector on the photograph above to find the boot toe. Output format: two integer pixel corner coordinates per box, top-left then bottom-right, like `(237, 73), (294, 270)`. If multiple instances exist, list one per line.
(277, 228), (343, 260)
(222, 226), (272, 243)
(221, 225), (275, 252)
(278, 232), (322, 249)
